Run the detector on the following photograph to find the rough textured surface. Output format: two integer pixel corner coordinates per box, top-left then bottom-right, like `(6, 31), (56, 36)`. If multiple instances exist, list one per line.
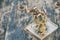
(0, 0), (60, 40)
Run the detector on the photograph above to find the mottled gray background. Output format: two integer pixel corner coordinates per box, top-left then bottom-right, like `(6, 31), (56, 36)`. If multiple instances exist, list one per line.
(0, 0), (60, 40)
